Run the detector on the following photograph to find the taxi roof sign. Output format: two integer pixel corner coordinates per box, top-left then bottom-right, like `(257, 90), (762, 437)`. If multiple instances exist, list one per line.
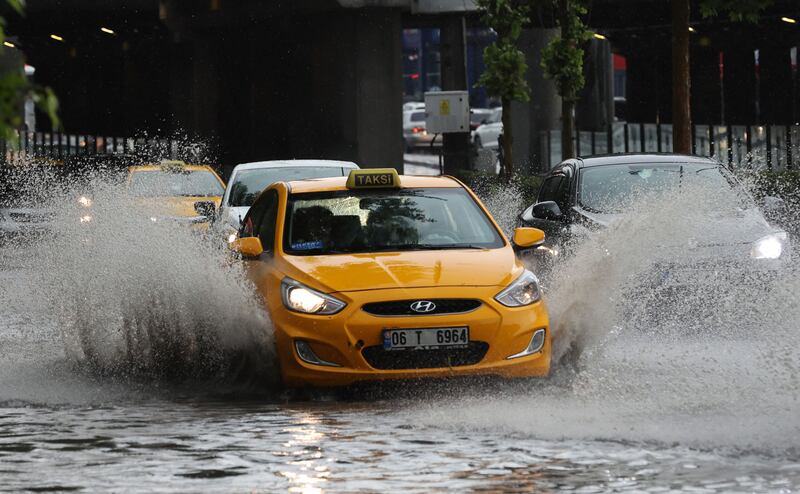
(346, 168), (401, 189)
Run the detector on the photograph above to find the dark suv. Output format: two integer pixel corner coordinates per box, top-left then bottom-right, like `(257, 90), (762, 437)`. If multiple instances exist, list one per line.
(520, 153), (789, 277)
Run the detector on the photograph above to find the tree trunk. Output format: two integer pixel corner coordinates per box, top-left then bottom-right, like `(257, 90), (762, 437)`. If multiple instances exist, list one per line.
(562, 98), (575, 159)
(671, 0), (691, 153)
(501, 96), (514, 181)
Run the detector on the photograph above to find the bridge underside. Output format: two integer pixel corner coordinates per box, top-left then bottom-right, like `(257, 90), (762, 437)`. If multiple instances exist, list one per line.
(4, 0), (800, 171)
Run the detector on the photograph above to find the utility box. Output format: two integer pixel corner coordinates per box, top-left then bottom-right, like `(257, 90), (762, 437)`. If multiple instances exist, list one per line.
(424, 91), (469, 134)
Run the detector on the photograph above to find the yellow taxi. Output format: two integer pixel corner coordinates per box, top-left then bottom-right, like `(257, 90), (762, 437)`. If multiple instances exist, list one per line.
(127, 160), (225, 230)
(230, 168), (550, 387)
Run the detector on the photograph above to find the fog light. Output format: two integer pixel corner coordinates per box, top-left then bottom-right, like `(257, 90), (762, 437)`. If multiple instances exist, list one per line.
(506, 329), (546, 359)
(294, 340), (341, 367)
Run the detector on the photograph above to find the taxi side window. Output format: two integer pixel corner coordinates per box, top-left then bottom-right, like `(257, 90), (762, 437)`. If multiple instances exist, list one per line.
(255, 190), (279, 251)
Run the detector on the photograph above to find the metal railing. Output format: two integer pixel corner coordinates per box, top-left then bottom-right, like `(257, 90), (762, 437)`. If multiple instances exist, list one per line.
(0, 129), (195, 165)
(540, 123), (800, 171)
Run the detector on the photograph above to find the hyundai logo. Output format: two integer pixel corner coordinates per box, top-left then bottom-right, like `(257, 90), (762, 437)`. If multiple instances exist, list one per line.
(410, 300), (436, 313)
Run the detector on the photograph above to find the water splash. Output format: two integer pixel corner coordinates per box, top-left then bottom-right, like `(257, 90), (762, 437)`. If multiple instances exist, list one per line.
(15, 164), (279, 386)
(414, 179), (800, 453)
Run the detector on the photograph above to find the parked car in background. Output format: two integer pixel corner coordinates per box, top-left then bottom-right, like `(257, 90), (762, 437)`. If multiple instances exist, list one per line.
(472, 107), (503, 150)
(403, 109), (437, 150)
(216, 159), (359, 243)
(470, 108), (494, 131)
(403, 101), (425, 112)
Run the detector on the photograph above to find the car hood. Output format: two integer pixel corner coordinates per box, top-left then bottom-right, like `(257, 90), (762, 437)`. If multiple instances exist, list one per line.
(281, 248), (522, 294)
(577, 206), (775, 247)
(136, 196), (221, 218)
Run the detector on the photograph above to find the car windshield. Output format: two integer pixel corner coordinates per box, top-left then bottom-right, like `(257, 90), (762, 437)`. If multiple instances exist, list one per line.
(128, 169), (224, 197)
(283, 187), (504, 255)
(578, 163), (748, 213)
(488, 108), (502, 123)
(228, 166), (350, 207)
(410, 112), (425, 122)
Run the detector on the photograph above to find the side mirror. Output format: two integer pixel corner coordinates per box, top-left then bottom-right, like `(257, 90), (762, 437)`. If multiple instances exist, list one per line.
(229, 236), (264, 258)
(520, 204), (536, 224)
(513, 227), (545, 248)
(194, 200), (216, 219)
(532, 201), (563, 221)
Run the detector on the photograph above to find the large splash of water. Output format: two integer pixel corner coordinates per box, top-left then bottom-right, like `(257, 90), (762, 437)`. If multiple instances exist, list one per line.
(413, 178), (800, 453)
(4, 163), (278, 391)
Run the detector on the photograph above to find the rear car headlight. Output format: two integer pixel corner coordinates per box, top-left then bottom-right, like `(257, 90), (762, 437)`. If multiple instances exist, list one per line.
(495, 270), (541, 307)
(281, 277), (346, 315)
(751, 231), (787, 259)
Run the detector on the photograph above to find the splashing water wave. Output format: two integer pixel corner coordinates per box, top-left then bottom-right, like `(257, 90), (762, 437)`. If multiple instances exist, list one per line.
(26, 169), (278, 386)
(411, 180), (800, 453)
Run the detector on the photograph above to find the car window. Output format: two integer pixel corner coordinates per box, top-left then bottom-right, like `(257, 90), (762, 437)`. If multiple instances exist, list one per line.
(282, 187), (504, 255)
(410, 112), (425, 122)
(255, 190), (279, 250)
(228, 167), (350, 207)
(240, 190), (271, 238)
(128, 169), (223, 197)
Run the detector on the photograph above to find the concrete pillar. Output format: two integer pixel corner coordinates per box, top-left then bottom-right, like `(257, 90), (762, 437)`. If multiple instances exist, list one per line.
(353, 10), (404, 170)
(512, 28), (560, 173)
(724, 47), (756, 124)
(440, 15), (470, 175)
(760, 47), (792, 125)
(576, 39), (614, 131)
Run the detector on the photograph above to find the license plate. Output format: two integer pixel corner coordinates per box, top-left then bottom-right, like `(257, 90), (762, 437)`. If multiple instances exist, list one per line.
(383, 327), (469, 351)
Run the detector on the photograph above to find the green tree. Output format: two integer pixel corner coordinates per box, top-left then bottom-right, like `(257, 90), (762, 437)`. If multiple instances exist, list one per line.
(0, 0), (59, 141)
(671, 0), (770, 154)
(539, 0), (590, 160)
(476, 0), (530, 181)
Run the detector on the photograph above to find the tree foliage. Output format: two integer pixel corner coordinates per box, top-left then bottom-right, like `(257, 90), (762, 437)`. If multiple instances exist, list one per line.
(476, 0), (530, 181)
(538, 0), (591, 103)
(476, 0), (530, 104)
(699, 0), (772, 22)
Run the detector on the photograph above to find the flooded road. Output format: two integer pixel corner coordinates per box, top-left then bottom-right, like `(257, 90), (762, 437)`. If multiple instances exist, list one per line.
(1, 173), (800, 493)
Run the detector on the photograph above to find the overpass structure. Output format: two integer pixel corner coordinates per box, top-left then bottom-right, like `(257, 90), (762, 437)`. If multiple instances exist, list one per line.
(3, 0), (799, 173)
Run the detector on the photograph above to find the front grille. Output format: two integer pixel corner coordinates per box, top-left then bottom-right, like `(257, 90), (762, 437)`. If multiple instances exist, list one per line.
(361, 342), (489, 370)
(362, 299), (482, 316)
(10, 212), (54, 223)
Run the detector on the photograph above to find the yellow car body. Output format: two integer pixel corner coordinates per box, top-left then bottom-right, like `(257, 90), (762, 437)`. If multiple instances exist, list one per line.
(127, 162), (225, 231)
(233, 169), (551, 387)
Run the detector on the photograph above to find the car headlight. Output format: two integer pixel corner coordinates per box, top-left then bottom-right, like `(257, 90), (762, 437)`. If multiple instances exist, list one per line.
(281, 277), (346, 315)
(78, 196), (92, 207)
(751, 231), (787, 260)
(495, 270), (541, 307)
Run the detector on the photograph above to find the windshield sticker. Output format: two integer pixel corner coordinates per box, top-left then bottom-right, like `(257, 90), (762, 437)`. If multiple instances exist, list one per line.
(291, 240), (325, 250)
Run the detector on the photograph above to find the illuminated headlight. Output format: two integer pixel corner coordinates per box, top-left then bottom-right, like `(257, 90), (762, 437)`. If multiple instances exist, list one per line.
(281, 278), (346, 315)
(495, 270), (541, 307)
(227, 233), (237, 244)
(79, 215), (92, 223)
(77, 196), (92, 207)
(751, 231), (787, 260)
(150, 216), (158, 223)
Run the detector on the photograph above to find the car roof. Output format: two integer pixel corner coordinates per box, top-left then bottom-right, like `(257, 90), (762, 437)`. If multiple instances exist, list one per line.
(286, 174), (462, 193)
(232, 159), (359, 172)
(128, 164), (215, 172)
(575, 153), (719, 168)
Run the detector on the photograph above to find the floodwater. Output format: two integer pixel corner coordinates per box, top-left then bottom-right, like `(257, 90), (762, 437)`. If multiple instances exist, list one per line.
(1, 163), (799, 493)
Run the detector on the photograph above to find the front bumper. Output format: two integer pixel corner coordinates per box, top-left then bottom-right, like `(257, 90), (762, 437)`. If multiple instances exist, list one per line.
(269, 286), (551, 388)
